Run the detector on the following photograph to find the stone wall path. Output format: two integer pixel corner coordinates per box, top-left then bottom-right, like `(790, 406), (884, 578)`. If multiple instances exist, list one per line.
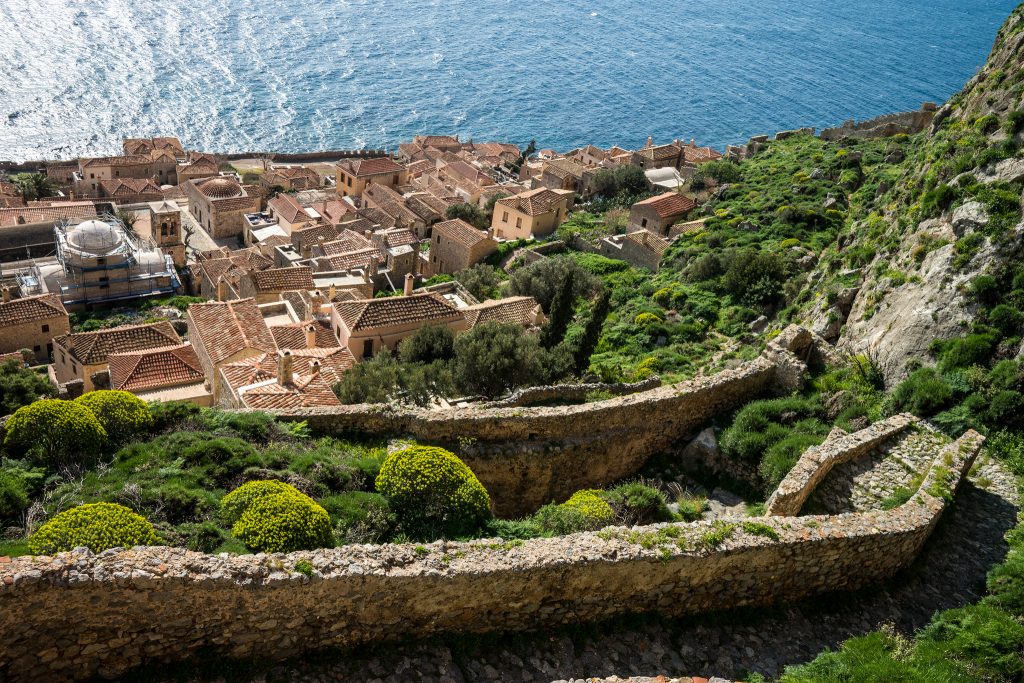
(140, 456), (1017, 683)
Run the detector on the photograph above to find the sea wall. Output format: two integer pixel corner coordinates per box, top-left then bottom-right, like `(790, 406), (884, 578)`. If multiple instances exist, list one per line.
(0, 430), (983, 683)
(819, 104), (937, 141)
(277, 347), (801, 516)
(765, 413), (916, 516)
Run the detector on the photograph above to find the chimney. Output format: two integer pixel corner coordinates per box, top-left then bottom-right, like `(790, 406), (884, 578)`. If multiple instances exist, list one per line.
(304, 324), (317, 349)
(309, 359), (322, 376)
(1, 287), (10, 303)
(404, 272), (415, 296)
(216, 276), (228, 301)
(328, 284), (337, 300)
(690, 138), (696, 147)
(277, 350), (293, 385)
(646, 136), (653, 148)
(673, 139), (680, 147)
(301, 242), (312, 259)
(367, 257), (378, 277)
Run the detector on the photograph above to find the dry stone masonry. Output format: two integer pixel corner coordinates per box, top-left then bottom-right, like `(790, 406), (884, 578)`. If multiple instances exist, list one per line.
(0, 427), (984, 682)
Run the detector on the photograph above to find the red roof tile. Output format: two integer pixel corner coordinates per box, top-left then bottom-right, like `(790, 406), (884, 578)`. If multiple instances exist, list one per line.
(107, 343), (206, 392)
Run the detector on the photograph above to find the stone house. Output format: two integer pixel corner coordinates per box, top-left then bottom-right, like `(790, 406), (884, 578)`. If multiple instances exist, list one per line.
(537, 158), (589, 195)
(184, 177), (262, 239)
(74, 156), (152, 197)
(238, 266), (316, 304)
(261, 166), (321, 192)
(148, 200), (186, 267)
(330, 293), (468, 360)
(491, 188), (574, 240)
(107, 342), (212, 406)
(0, 292), (70, 363)
(462, 296), (545, 329)
(267, 194), (314, 234)
(176, 159), (219, 184)
(218, 348), (353, 409)
(424, 218), (497, 276)
(0, 202), (98, 261)
(186, 298), (279, 401)
(628, 192), (696, 236)
(362, 183), (427, 236)
(99, 178), (165, 204)
(599, 230), (671, 271)
(123, 137), (185, 161)
(53, 321), (182, 393)
(335, 158), (408, 198)
(632, 139), (723, 171)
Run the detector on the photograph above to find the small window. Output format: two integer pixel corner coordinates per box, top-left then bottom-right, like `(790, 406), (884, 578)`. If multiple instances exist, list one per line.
(89, 173), (94, 179)
(362, 339), (374, 359)
(392, 175), (399, 184)
(96, 258), (105, 266)
(502, 211), (509, 223)
(72, 363), (77, 373)
(32, 345), (40, 352)
(516, 217), (522, 229)
(41, 324), (49, 333)
(641, 218), (648, 228)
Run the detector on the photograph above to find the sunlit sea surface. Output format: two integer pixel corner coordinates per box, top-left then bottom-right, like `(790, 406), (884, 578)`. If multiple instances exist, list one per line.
(0, 0), (1016, 160)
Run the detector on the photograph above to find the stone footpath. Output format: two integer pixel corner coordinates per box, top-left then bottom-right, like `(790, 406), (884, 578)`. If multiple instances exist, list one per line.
(810, 427), (950, 513)
(145, 455), (1017, 683)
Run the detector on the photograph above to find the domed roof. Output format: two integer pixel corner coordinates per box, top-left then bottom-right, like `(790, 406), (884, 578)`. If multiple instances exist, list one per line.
(199, 177), (243, 199)
(66, 219), (124, 254)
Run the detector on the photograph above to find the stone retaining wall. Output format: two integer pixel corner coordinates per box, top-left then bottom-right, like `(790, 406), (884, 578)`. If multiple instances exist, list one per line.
(277, 349), (798, 516)
(483, 376), (662, 408)
(0, 430), (983, 683)
(765, 413), (916, 516)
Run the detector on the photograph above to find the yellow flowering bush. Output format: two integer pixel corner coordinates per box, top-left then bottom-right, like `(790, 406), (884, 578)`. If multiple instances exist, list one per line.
(220, 479), (300, 524)
(375, 445), (491, 539)
(29, 502), (159, 555)
(633, 312), (664, 326)
(561, 490), (615, 528)
(74, 390), (153, 444)
(4, 399), (107, 469)
(221, 480), (332, 553)
(232, 493), (333, 553)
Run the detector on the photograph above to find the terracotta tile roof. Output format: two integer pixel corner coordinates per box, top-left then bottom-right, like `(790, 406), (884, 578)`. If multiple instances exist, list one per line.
(364, 183), (421, 226)
(162, 185), (188, 201)
(268, 193), (309, 224)
(415, 135), (462, 149)
(100, 177), (163, 197)
(339, 157), (405, 178)
(269, 320), (341, 350)
(179, 160), (219, 176)
(222, 349), (354, 409)
(259, 234), (292, 249)
(357, 206), (397, 230)
(123, 138), (152, 155)
(150, 149), (178, 164)
(473, 142), (520, 159)
(405, 194), (444, 223)
(463, 296), (541, 328)
(405, 159), (436, 176)
(187, 298), (278, 366)
(669, 218), (707, 238)
(265, 167), (320, 184)
(252, 266), (315, 292)
(433, 218), (491, 249)
(0, 293), (67, 326)
(684, 145), (723, 163)
(231, 248), (274, 271)
(293, 221), (340, 247)
(339, 217), (376, 234)
(152, 137), (184, 154)
(544, 158), (585, 180)
(324, 248), (382, 272)
(374, 227), (419, 249)
(0, 201), (97, 227)
(495, 188), (571, 217)
(334, 293), (461, 331)
(637, 144), (684, 162)
(633, 192), (696, 219)
(321, 230), (375, 256)
(107, 343), (205, 392)
(54, 321), (181, 365)
(81, 155), (151, 168)
(311, 199), (355, 225)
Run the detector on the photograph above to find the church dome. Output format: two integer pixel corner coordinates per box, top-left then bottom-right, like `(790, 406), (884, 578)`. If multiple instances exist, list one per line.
(66, 219), (123, 254)
(199, 177), (243, 199)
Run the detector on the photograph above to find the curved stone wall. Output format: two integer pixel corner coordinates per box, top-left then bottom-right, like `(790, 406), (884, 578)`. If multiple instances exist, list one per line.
(0, 430), (983, 683)
(277, 351), (794, 516)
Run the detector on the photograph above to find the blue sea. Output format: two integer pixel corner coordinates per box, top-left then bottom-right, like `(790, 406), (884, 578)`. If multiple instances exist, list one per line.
(0, 0), (1017, 161)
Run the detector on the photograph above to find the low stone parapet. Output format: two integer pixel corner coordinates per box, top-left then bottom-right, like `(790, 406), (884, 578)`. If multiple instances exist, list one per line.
(0, 429), (983, 682)
(765, 413), (916, 516)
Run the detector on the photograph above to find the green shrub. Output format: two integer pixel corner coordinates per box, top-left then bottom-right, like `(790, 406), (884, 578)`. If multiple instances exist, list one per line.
(919, 603), (1024, 680)
(74, 390), (153, 444)
(720, 397), (822, 463)
(560, 489), (615, 529)
(937, 334), (997, 372)
(29, 502), (159, 555)
(601, 482), (672, 526)
(175, 521), (226, 553)
(532, 503), (593, 535)
(0, 358), (56, 414)
(988, 304), (1024, 336)
(921, 183), (957, 217)
(149, 400), (201, 431)
(0, 470), (29, 519)
(375, 445), (491, 539)
(677, 494), (709, 522)
(886, 368), (954, 417)
(1005, 109), (1024, 136)
(4, 399), (107, 469)
(319, 491), (395, 544)
(398, 325), (455, 364)
(220, 479), (301, 524)
(232, 491), (333, 553)
(760, 432), (825, 493)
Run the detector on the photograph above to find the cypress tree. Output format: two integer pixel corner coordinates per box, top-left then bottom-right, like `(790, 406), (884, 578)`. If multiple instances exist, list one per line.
(574, 289), (611, 374)
(539, 270), (575, 349)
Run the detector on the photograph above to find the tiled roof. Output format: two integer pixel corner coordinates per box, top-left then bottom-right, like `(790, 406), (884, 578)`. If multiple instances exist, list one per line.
(415, 135), (461, 149)
(187, 298), (278, 366)
(100, 177), (162, 197)
(669, 218), (707, 238)
(152, 137), (184, 153)
(684, 145), (723, 163)
(544, 158), (585, 180)
(374, 227), (418, 249)
(54, 321), (181, 365)
(321, 230), (375, 256)
(293, 222), (341, 250)
(268, 193), (309, 224)
(495, 188), (571, 217)
(433, 218), (491, 249)
(405, 159), (436, 176)
(357, 206), (397, 229)
(324, 248), (382, 272)
(150, 149), (178, 164)
(222, 349), (354, 409)
(334, 293), (461, 331)
(633, 192), (696, 219)
(81, 155), (151, 168)
(311, 199), (354, 225)
(623, 230), (671, 255)
(0, 293), (67, 326)
(0, 201), (97, 227)
(107, 343), (205, 392)
(266, 167), (320, 183)
(339, 157), (405, 178)
(269, 320), (341, 350)
(252, 266), (315, 292)
(178, 160), (218, 176)
(637, 144), (683, 162)
(463, 296), (540, 328)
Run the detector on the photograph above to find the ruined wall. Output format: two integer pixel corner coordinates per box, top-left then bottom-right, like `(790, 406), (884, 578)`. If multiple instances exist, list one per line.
(0, 430), (983, 683)
(483, 376), (662, 408)
(765, 413), (916, 516)
(277, 351), (794, 516)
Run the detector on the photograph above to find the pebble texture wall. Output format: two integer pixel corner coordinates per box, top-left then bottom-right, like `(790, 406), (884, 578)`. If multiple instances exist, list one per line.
(276, 348), (801, 516)
(0, 430), (983, 683)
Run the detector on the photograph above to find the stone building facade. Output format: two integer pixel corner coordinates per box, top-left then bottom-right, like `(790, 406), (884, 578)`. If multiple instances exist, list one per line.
(0, 292), (69, 362)
(184, 177), (262, 239)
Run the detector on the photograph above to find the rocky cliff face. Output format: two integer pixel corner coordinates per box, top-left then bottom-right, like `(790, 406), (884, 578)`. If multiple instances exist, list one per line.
(807, 6), (1024, 383)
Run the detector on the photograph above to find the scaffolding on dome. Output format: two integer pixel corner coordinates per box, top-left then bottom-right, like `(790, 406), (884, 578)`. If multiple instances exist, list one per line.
(34, 213), (182, 307)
